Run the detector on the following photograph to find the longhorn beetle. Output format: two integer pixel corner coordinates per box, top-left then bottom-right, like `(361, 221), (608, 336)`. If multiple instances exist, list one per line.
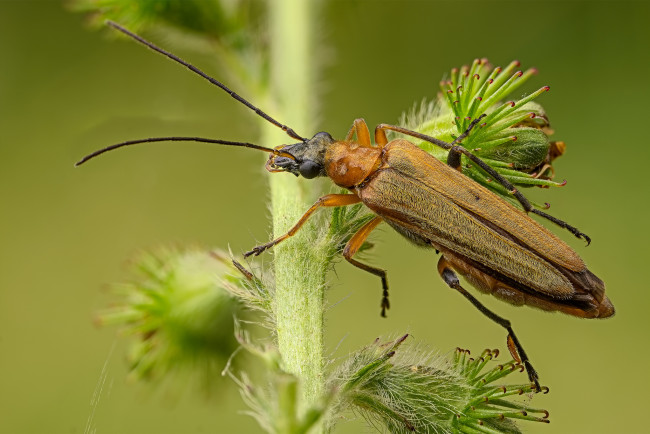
(77, 22), (615, 390)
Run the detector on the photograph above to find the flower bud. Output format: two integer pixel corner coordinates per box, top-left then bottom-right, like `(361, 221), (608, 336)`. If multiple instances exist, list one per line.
(402, 59), (567, 205)
(98, 247), (241, 384)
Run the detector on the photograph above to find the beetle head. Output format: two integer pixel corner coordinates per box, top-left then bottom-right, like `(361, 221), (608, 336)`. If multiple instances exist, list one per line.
(266, 132), (335, 179)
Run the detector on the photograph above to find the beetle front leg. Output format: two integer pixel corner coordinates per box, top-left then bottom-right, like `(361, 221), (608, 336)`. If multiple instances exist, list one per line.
(341, 216), (390, 317)
(437, 256), (542, 391)
(244, 194), (362, 257)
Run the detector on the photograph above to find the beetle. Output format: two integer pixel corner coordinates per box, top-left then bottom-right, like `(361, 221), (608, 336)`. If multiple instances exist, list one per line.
(78, 22), (615, 390)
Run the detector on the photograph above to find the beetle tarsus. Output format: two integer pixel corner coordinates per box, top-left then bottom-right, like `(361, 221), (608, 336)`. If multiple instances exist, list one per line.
(450, 114), (487, 146)
(380, 291), (390, 317)
(531, 209), (591, 245)
(525, 360), (541, 392)
(244, 243), (274, 258)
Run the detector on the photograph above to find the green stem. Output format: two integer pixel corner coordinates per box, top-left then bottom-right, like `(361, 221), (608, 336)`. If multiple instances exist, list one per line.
(264, 0), (326, 420)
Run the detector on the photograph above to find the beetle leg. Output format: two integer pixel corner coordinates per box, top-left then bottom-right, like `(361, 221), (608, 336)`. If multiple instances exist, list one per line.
(375, 123), (591, 245)
(244, 194), (362, 257)
(446, 147), (463, 172)
(374, 126), (388, 146)
(345, 118), (372, 147)
(341, 216), (390, 317)
(450, 115), (486, 146)
(447, 145), (591, 244)
(530, 209), (590, 245)
(437, 256), (541, 391)
(447, 116), (486, 171)
(455, 148), (590, 243)
(376, 123), (453, 149)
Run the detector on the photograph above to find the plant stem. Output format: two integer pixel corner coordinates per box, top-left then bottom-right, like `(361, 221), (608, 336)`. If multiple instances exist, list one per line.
(263, 0), (327, 418)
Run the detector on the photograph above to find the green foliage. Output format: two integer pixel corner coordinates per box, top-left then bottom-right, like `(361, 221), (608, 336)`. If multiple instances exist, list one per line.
(228, 333), (333, 434)
(70, 0), (269, 90)
(71, 0), (260, 41)
(97, 247), (241, 384)
(401, 59), (567, 206)
(327, 336), (549, 434)
(450, 348), (550, 433)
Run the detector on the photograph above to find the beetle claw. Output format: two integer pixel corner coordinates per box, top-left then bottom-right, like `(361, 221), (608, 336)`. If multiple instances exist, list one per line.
(244, 243), (273, 258)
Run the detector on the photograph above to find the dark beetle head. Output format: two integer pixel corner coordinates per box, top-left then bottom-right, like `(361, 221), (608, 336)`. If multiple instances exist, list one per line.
(265, 132), (335, 179)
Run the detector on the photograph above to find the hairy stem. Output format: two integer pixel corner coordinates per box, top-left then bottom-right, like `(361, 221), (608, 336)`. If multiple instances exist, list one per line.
(263, 0), (326, 418)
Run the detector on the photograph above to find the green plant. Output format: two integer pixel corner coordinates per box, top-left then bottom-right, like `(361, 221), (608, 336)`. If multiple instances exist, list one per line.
(74, 0), (557, 432)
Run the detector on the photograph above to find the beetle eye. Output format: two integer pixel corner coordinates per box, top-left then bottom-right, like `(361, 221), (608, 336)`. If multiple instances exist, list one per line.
(298, 160), (322, 179)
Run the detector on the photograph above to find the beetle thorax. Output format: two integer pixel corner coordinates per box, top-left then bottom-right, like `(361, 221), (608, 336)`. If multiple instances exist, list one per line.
(324, 141), (382, 188)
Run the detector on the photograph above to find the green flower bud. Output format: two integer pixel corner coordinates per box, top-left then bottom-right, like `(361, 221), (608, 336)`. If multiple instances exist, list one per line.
(401, 59), (568, 207)
(328, 336), (549, 433)
(476, 127), (549, 171)
(97, 247), (241, 384)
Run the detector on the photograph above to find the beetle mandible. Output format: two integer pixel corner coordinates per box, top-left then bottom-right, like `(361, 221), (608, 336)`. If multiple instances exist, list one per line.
(78, 22), (615, 390)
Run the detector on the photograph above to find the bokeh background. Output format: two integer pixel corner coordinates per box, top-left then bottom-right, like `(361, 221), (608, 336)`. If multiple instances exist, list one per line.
(2, 1), (649, 433)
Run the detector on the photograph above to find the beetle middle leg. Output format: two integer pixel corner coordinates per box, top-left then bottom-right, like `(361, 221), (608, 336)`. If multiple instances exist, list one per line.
(375, 123), (591, 244)
(437, 256), (542, 391)
(244, 194), (362, 257)
(341, 216), (391, 317)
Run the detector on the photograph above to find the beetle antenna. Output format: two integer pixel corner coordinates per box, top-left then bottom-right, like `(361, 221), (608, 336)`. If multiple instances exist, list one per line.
(106, 21), (308, 142)
(75, 136), (294, 166)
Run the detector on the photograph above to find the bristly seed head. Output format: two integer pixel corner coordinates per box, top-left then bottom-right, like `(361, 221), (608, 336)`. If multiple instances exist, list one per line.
(328, 339), (551, 433)
(397, 59), (568, 206)
(95, 247), (242, 385)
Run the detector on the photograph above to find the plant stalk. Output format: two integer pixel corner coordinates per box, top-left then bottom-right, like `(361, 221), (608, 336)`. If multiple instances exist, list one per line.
(263, 0), (327, 419)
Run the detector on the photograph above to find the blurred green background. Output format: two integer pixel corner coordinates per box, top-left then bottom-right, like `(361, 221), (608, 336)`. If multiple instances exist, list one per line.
(2, 1), (649, 433)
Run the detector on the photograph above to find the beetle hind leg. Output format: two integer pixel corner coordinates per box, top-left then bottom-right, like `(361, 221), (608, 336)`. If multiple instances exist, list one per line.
(437, 256), (542, 391)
